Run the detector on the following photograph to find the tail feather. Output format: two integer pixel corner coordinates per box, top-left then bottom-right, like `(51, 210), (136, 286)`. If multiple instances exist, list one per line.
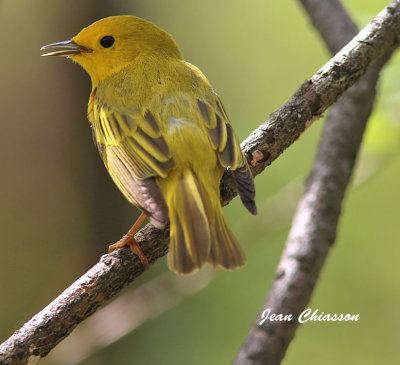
(168, 217), (200, 274)
(167, 171), (211, 273)
(166, 169), (246, 274)
(208, 206), (246, 268)
(233, 163), (257, 215)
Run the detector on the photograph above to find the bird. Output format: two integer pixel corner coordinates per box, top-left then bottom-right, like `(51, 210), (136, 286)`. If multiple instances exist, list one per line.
(41, 15), (256, 274)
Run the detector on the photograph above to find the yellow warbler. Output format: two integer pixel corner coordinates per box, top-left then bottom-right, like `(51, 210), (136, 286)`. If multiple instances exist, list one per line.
(41, 15), (256, 274)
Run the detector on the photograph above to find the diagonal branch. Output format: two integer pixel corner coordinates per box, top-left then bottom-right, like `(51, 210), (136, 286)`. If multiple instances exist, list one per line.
(1, 1), (400, 364)
(221, 0), (399, 201)
(232, 1), (395, 364)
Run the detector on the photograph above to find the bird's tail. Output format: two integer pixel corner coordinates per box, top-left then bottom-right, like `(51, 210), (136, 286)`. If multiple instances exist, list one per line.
(165, 169), (246, 274)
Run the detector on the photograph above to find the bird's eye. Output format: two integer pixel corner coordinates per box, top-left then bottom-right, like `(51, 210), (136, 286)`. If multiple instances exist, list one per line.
(100, 36), (115, 48)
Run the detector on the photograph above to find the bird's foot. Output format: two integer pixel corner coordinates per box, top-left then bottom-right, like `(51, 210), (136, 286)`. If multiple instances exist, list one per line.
(108, 213), (148, 266)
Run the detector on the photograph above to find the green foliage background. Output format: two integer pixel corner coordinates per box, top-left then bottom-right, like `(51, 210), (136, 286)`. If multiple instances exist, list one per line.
(0, 1), (399, 364)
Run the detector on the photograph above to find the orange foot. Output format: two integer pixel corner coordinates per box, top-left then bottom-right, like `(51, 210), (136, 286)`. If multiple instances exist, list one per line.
(108, 212), (148, 265)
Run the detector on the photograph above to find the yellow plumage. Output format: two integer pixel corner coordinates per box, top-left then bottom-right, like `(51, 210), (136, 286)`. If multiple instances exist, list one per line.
(41, 15), (256, 274)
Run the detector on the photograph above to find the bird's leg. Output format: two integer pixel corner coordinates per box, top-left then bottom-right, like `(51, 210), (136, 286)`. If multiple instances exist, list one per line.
(108, 212), (148, 265)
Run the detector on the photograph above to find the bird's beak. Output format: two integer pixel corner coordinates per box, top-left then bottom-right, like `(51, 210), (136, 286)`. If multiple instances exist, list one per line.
(40, 40), (90, 57)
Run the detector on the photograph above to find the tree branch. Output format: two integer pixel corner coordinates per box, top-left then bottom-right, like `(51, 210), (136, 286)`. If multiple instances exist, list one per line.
(232, 1), (396, 364)
(1, 1), (399, 364)
(221, 0), (399, 202)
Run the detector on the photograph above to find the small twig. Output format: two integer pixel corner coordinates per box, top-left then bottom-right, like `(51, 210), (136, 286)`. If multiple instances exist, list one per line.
(1, 1), (399, 364)
(232, 1), (396, 364)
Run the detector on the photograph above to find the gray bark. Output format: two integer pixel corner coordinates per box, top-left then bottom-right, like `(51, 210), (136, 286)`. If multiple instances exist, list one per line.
(1, 1), (399, 364)
(232, 1), (396, 364)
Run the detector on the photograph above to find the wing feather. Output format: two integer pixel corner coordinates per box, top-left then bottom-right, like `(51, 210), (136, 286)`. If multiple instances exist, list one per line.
(133, 126), (171, 162)
(196, 96), (243, 169)
(91, 102), (174, 227)
(142, 110), (161, 137)
(196, 95), (257, 215)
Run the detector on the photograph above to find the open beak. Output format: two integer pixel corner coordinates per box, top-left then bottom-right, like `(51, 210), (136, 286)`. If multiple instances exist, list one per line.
(40, 40), (90, 57)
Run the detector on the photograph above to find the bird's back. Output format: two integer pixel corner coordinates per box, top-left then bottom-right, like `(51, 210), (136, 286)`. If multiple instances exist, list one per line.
(42, 14), (256, 274)
(89, 54), (255, 273)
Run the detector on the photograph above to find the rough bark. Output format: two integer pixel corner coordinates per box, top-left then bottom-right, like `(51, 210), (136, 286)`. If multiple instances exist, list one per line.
(221, 0), (400, 202)
(1, 1), (399, 364)
(232, 1), (395, 364)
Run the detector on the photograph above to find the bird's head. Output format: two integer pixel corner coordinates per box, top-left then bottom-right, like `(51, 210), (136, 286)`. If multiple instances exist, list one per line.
(41, 15), (182, 87)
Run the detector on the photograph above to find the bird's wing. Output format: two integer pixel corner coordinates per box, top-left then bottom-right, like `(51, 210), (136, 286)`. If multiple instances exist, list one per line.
(198, 96), (244, 169)
(92, 103), (174, 228)
(197, 95), (257, 214)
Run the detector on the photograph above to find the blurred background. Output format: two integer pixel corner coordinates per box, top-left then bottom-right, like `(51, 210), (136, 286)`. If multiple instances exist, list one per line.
(0, 0), (399, 364)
